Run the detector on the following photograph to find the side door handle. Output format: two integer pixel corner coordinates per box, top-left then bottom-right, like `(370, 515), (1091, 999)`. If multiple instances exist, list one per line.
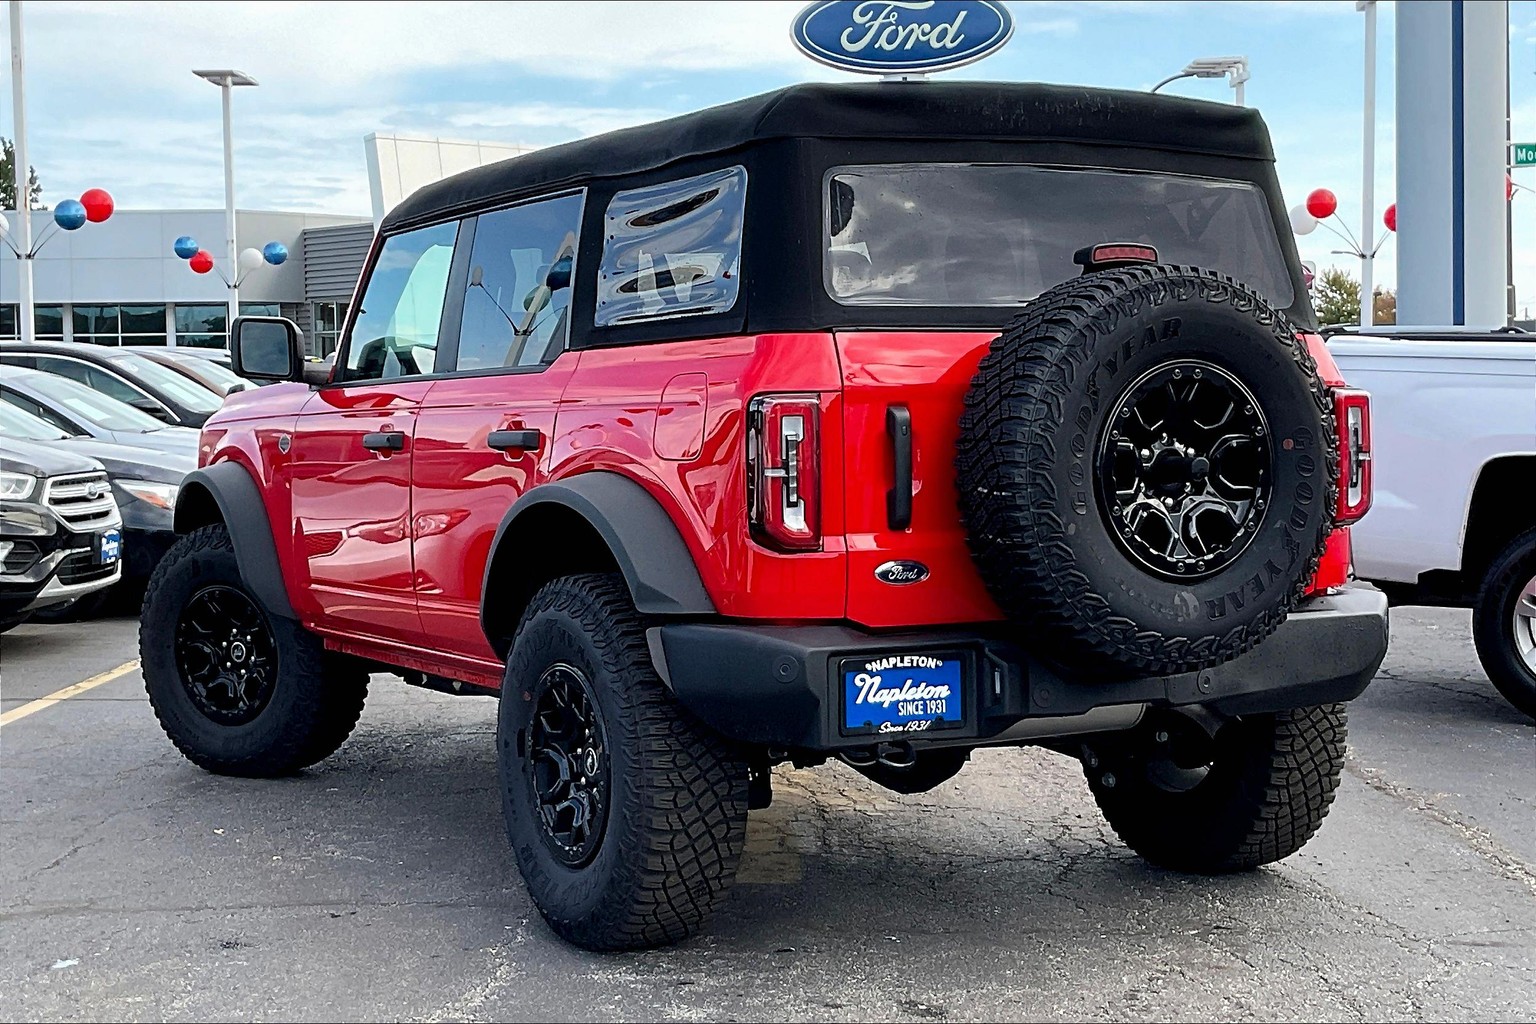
(487, 428), (542, 453)
(362, 430), (405, 452)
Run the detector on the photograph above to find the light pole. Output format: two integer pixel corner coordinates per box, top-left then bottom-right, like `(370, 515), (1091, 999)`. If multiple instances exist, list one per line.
(1358, 1), (1378, 326)
(1151, 56), (1251, 106)
(192, 69), (258, 338)
(9, 1), (34, 343)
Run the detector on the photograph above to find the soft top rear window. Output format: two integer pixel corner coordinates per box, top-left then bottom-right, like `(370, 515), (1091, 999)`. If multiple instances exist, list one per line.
(825, 164), (1293, 310)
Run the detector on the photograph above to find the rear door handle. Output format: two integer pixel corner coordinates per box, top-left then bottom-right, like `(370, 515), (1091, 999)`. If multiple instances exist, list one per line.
(886, 404), (913, 531)
(362, 430), (405, 452)
(487, 428), (542, 452)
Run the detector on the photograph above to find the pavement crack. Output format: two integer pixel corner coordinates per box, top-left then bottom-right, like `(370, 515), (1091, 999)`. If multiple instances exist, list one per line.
(1345, 755), (1536, 901)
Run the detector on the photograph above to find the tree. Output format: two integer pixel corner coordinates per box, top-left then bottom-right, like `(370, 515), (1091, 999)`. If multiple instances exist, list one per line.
(1372, 287), (1396, 326)
(1313, 267), (1362, 326)
(0, 138), (44, 210)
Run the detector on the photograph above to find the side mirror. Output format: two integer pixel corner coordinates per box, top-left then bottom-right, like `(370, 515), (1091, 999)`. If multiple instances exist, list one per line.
(230, 316), (305, 382)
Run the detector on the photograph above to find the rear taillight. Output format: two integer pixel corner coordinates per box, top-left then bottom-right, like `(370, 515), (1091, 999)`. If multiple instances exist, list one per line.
(747, 394), (821, 551)
(1334, 389), (1372, 525)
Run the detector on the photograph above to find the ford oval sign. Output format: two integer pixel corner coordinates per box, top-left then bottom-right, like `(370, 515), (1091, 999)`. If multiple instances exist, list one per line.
(792, 1), (1014, 76)
(875, 560), (931, 585)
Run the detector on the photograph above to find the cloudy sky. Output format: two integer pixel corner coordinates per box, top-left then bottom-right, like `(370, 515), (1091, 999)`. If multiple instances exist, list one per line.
(3, 0), (1534, 306)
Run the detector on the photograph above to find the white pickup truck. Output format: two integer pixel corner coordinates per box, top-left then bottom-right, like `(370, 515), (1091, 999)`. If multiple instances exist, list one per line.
(1327, 328), (1536, 718)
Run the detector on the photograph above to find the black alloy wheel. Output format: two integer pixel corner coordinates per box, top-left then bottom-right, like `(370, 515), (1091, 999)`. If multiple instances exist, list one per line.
(525, 662), (611, 867)
(174, 584), (278, 726)
(1099, 359), (1272, 581)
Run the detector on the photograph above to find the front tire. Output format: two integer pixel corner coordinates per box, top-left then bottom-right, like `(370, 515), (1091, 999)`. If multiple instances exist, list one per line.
(140, 525), (369, 777)
(1472, 527), (1536, 720)
(499, 574), (749, 951)
(1086, 704), (1348, 872)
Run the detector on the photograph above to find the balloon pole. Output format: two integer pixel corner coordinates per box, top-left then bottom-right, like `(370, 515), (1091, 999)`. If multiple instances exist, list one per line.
(1358, 0), (1377, 327)
(9, 0), (35, 344)
(221, 77), (239, 338)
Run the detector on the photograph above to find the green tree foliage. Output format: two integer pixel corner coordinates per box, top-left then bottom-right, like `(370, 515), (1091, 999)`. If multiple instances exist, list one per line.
(1314, 267), (1362, 326)
(0, 138), (44, 210)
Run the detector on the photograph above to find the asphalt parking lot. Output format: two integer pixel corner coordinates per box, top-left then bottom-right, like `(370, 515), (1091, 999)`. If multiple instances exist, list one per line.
(1, 606), (1532, 1023)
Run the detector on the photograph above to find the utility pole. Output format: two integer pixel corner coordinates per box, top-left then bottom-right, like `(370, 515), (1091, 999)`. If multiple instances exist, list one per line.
(9, 0), (34, 343)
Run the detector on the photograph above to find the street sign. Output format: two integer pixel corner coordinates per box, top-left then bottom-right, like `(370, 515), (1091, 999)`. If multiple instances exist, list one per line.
(791, 0), (1014, 76)
(1514, 143), (1536, 168)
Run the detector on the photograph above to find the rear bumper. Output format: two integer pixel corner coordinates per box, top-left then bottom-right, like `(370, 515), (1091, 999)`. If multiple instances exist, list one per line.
(647, 585), (1389, 751)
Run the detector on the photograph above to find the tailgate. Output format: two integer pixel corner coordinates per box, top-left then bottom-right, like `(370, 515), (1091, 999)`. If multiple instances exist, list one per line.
(836, 331), (1006, 628)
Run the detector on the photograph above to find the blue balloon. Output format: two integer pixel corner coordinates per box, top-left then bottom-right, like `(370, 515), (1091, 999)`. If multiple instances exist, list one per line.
(54, 200), (87, 231)
(173, 235), (201, 260)
(262, 241), (289, 266)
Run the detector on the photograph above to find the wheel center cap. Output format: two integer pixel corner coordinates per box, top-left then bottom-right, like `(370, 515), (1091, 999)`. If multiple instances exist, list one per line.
(230, 641), (247, 663)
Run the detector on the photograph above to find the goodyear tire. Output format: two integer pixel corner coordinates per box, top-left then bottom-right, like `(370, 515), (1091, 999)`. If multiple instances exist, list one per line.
(956, 265), (1337, 676)
(140, 525), (369, 776)
(1085, 703), (1349, 872)
(498, 573), (749, 951)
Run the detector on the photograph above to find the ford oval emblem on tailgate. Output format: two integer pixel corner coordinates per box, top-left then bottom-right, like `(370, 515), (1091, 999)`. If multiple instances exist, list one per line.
(875, 560), (930, 585)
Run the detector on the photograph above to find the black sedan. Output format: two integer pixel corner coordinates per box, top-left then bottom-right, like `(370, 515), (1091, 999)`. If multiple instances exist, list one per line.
(0, 342), (224, 427)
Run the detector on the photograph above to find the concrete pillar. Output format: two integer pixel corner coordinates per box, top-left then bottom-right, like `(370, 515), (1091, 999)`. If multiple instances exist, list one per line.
(1395, 0), (1509, 327)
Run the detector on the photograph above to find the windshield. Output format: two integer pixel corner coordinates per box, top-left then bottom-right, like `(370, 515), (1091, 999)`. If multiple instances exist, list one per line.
(21, 371), (167, 432)
(105, 351), (222, 413)
(170, 355), (246, 390)
(0, 400), (70, 441)
(825, 164), (1294, 310)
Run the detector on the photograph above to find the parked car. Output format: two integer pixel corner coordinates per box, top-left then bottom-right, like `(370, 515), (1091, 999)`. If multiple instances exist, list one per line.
(141, 81), (1386, 951)
(0, 435), (122, 633)
(1328, 327), (1536, 718)
(0, 402), (192, 617)
(0, 366), (200, 457)
(135, 347), (253, 397)
(0, 342), (223, 427)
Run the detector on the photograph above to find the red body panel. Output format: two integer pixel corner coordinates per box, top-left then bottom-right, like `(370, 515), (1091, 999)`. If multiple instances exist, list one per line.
(199, 326), (1360, 676)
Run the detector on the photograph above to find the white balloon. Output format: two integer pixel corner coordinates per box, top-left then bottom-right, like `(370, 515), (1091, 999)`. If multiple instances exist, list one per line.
(1289, 205), (1319, 236)
(238, 246), (265, 272)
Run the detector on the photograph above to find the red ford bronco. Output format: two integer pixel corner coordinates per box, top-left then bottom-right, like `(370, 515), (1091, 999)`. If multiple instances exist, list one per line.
(141, 82), (1387, 951)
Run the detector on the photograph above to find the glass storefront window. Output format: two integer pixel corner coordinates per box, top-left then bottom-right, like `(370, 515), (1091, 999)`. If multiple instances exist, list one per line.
(239, 302), (281, 318)
(35, 305), (65, 340)
(0, 305), (16, 339)
(73, 305), (120, 336)
(312, 301), (348, 357)
(174, 305), (228, 336)
(121, 304), (167, 336)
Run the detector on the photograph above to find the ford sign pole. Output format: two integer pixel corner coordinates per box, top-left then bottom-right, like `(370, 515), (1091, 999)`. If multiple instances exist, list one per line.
(791, 1), (1015, 78)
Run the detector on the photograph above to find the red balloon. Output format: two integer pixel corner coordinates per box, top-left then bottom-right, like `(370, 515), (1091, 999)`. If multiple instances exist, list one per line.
(189, 249), (215, 275)
(1305, 188), (1338, 220)
(1383, 203), (1397, 232)
(79, 187), (114, 223)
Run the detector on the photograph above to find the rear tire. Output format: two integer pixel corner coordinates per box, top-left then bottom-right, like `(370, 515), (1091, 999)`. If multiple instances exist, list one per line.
(140, 525), (369, 777)
(499, 573), (749, 951)
(1086, 704), (1348, 872)
(1472, 527), (1536, 720)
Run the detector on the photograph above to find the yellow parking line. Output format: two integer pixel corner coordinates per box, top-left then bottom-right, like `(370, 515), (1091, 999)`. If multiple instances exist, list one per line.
(0, 660), (141, 728)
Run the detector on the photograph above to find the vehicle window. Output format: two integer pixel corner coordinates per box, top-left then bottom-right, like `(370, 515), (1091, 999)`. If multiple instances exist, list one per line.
(457, 193), (583, 371)
(21, 371), (167, 432)
(31, 357), (143, 409)
(170, 355), (246, 391)
(0, 400), (70, 441)
(343, 221), (458, 382)
(0, 391), (78, 433)
(106, 352), (222, 413)
(825, 164), (1294, 310)
(595, 166), (745, 327)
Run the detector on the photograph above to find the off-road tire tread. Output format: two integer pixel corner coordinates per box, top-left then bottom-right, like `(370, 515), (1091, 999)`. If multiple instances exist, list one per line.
(140, 525), (368, 777)
(956, 265), (1338, 675)
(1089, 703), (1348, 871)
(504, 573), (748, 951)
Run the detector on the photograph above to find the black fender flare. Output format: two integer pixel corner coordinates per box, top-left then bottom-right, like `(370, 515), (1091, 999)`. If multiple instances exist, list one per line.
(173, 462), (297, 620)
(480, 473), (715, 647)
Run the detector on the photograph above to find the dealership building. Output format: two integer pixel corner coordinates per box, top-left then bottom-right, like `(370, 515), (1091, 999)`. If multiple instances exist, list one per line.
(1, 134), (530, 357)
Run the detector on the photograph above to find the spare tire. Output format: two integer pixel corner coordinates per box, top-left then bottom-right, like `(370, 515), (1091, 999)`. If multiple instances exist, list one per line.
(956, 265), (1337, 677)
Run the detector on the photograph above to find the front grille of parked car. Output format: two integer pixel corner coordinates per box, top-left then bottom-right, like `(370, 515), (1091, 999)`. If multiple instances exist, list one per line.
(43, 473), (117, 529)
(54, 551), (116, 586)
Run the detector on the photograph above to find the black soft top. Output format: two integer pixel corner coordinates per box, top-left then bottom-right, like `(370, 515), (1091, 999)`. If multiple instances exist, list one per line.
(382, 81), (1275, 232)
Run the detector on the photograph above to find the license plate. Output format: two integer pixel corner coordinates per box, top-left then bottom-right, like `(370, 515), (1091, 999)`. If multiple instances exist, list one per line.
(96, 529), (121, 565)
(841, 653), (964, 736)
